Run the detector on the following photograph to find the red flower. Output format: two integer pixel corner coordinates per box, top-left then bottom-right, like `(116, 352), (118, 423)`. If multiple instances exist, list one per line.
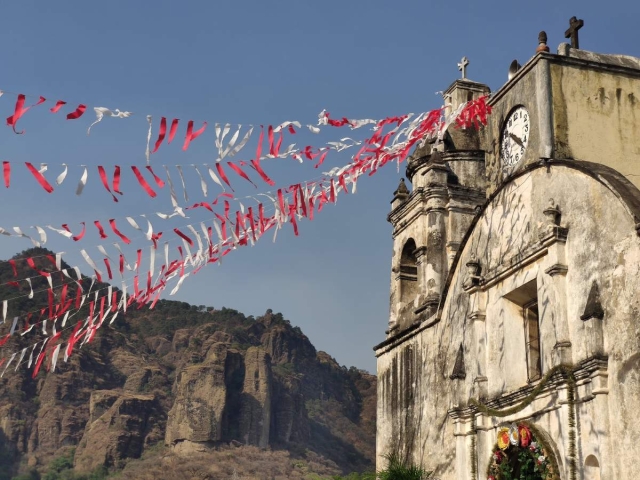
(518, 424), (532, 447)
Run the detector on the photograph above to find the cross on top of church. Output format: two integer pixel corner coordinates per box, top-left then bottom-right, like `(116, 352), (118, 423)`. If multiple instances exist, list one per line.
(565, 16), (584, 49)
(458, 56), (469, 79)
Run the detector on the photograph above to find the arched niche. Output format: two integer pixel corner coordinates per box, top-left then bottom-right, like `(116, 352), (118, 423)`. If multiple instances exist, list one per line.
(584, 455), (601, 480)
(486, 421), (561, 480)
(399, 238), (419, 304)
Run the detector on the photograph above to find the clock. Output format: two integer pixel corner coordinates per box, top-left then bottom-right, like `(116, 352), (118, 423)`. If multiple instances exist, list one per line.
(500, 106), (530, 167)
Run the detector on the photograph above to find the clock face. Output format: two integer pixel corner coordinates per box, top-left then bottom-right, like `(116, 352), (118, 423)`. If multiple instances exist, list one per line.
(500, 106), (530, 167)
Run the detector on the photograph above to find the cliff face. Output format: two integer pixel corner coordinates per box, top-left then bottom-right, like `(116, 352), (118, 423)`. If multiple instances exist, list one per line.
(161, 311), (375, 470)
(0, 250), (376, 479)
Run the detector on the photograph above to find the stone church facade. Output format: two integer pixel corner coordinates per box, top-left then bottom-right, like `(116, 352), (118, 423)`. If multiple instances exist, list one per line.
(375, 31), (640, 480)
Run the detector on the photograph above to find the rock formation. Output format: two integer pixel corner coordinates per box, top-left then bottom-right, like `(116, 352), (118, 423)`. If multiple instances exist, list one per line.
(0, 251), (376, 479)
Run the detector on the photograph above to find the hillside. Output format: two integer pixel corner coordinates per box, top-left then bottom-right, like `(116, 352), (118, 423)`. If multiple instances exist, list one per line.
(0, 248), (376, 479)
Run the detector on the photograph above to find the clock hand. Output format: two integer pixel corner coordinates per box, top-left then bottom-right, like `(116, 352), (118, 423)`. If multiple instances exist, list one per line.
(508, 132), (524, 148)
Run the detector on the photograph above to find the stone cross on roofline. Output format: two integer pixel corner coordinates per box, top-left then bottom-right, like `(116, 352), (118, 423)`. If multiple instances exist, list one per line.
(458, 56), (469, 79)
(565, 16), (584, 49)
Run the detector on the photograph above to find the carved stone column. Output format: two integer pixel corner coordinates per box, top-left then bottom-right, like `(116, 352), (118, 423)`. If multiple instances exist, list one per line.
(426, 209), (446, 298)
(414, 246), (428, 302)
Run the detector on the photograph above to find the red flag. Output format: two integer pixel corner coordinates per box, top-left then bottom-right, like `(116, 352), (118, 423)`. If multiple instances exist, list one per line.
(66, 104), (87, 120)
(182, 121), (207, 151)
(288, 205), (299, 236)
(113, 166), (123, 195)
(174, 228), (194, 246)
(168, 118), (179, 144)
(33, 332), (61, 379)
(152, 116), (167, 153)
(145, 166), (165, 188)
(135, 249), (142, 273)
(94, 220), (108, 239)
(75, 286), (82, 309)
(98, 166), (118, 202)
(314, 150), (329, 169)
(7, 94), (46, 134)
(212, 192), (233, 205)
(215, 163), (233, 190)
(25, 162), (54, 193)
(131, 166), (157, 198)
(3, 161), (10, 188)
(258, 203), (266, 235)
(50, 100), (67, 113)
(277, 189), (286, 218)
(103, 258), (113, 280)
(111, 291), (118, 312)
(309, 196), (315, 221)
(338, 174), (349, 195)
(109, 219), (131, 244)
(227, 162), (256, 188)
(267, 125), (275, 156)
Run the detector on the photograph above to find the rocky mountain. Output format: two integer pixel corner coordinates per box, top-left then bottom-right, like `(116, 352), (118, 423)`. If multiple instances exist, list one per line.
(0, 249), (376, 479)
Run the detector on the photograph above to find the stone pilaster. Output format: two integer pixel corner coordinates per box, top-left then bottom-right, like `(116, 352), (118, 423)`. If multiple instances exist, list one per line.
(540, 200), (572, 366)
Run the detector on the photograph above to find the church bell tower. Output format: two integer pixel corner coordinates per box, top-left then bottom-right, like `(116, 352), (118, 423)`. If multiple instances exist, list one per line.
(387, 63), (490, 335)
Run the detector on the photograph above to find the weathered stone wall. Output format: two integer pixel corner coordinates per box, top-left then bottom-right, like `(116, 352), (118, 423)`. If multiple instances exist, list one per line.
(377, 164), (640, 479)
(483, 48), (640, 195)
(551, 50), (640, 191)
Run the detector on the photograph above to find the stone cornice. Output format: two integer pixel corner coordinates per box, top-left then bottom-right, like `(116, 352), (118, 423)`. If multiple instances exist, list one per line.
(489, 51), (640, 107)
(407, 150), (486, 182)
(444, 79), (491, 97)
(441, 150), (486, 162)
(387, 187), (484, 238)
(387, 188), (424, 225)
(388, 191), (451, 237)
(374, 314), (440, 355)
(446, 356), (609, 421)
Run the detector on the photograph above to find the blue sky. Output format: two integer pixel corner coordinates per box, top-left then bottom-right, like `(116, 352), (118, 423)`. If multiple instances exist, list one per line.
(0, 1), (637, 373)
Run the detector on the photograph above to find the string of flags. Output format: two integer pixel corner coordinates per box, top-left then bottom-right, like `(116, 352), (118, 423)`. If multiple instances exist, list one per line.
(0, 87), (493, 377)
(1, 88), (491, 166)
(1, 97), (491, 203)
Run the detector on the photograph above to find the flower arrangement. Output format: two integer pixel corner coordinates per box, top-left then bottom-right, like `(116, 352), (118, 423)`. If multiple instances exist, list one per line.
(487, 423), (552, 480)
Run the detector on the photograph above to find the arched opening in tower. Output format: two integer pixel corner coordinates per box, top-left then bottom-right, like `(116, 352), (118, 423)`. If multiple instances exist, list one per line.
(399, 238), (419, 305)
